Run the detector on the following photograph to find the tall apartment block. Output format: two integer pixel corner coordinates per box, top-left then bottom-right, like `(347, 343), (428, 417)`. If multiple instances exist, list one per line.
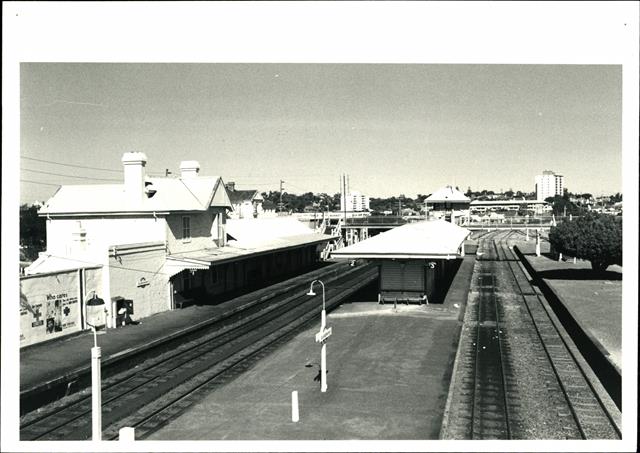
(535, 170), (564, 201)
(341, 191), (370, 212)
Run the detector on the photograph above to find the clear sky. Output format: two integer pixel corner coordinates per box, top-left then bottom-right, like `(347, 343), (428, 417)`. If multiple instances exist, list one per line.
(20, 63), (622, 203)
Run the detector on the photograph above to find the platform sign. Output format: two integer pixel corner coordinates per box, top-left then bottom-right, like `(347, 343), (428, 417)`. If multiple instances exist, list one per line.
(315, 326), (332, 343)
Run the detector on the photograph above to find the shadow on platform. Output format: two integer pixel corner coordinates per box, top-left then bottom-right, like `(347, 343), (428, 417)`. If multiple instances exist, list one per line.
(536, 268), (622, 281)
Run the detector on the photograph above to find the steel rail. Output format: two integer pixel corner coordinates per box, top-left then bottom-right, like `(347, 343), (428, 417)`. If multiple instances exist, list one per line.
(497, 233), (620, 439)
(20, 264), (376, 441)
(490, 272), (512, 439)
(106, 275), (375, 440)
(469, 231), (512, 439)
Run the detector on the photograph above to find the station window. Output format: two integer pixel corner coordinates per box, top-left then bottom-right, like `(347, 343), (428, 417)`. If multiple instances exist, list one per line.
(182, 216), (191, 241)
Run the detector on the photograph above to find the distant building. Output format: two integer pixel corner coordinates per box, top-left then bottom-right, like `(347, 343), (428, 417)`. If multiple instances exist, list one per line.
(535, 170), (564, 201)
(225, 182), (264, 219)
(470, 199), (548, 215)
(424, 186), (470, 223)
(340, 191), (370, 212)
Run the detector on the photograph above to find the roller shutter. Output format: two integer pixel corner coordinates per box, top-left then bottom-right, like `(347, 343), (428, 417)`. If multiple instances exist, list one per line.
(381, 261), (403, 291)
(380, 260), (425, 293)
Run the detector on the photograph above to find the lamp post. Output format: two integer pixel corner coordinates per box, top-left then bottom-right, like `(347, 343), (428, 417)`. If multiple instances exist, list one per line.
(85, 292), (105, 441)
(307, 280), (330, 392)
(86, 321), (102, 441)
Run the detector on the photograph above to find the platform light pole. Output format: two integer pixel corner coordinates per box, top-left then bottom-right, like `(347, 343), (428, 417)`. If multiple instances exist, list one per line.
(307, 279), (331, 392)
(86, 322), (102, 441)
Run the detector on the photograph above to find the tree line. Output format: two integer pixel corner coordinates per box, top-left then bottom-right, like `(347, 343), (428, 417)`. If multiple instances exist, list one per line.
(20, 204), (46, 261)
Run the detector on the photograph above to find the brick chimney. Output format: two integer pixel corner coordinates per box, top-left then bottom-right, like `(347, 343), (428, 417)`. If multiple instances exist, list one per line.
(121, 152), (147, 203)
(180, 160), (200, 179)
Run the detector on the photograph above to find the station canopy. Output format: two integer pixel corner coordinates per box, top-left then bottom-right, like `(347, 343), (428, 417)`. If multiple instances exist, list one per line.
(165, 217), (337, 273)
(332, 219), (470, 260)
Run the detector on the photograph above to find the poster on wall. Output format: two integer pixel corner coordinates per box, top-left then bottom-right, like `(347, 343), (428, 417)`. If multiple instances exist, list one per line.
(46, 296), (63, 334)
(20, 272), (82, 346)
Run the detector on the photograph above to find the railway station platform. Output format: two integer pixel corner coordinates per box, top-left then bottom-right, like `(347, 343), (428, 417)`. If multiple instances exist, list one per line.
(20, 253), (477, 440)
(145, 255), (475, 440)
(512, 236), (621, 372)
(20, 263), (351, 400)
(521, 253), (622, 370)
(148, 301), (463, 440)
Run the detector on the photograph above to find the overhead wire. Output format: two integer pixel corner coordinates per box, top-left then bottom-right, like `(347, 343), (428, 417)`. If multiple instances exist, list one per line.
(21, 168), (121, 182)
(21, 156), (123, 173)
(21, 179), (61, 187)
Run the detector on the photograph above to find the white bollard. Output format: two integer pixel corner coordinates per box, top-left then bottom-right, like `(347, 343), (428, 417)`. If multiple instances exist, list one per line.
(91, 346), (102, 441)
(558, 252), (563, 262)
(119, 427), (135, 441)
(291, 391), (299, 422)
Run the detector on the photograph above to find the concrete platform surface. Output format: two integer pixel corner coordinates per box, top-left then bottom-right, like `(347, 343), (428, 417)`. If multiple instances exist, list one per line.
(523, 254), (622, 370)
(148, 302), (461, 440)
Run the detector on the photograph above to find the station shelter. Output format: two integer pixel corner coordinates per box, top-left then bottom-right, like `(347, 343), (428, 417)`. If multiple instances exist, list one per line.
(331, 219), (470, 304)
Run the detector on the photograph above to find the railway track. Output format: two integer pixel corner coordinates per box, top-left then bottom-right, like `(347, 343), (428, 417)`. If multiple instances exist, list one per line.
(498, 232), (621, 439)
(445, 231), (519, 439)
(443, 229), (620, 439)
(20, 263), (377, 441)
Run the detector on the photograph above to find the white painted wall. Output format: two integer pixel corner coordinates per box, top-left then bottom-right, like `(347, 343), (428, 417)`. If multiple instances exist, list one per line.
(229, 201), (264, 219)
(108, 245), (168, 320)
(166, 208), (226, 253)
(45, 216), (166, 261)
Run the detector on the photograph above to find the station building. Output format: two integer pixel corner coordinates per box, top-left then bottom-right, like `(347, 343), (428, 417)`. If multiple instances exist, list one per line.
(225, 181), (265, 219)
(424, 186), (471, 223)
(469, 199), (549, 215)
(21, 152), (335, 347)
(331, 219), (470, 304)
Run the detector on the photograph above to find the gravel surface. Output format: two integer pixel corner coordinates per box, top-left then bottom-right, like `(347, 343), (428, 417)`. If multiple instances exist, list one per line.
(443, 232), (619, 440)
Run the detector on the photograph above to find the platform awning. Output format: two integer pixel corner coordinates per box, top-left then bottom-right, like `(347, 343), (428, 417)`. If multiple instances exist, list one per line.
(168, 233), (335, 269)
(24, 253), (102, 275)
(166, 217), (337, 276)
(332, 219), (470, 260)
(164, 256), (211, 278)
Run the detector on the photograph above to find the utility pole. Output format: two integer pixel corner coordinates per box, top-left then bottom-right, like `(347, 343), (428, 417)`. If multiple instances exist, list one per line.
(279, 180), (285, 214)
(342, 174), (347, 226)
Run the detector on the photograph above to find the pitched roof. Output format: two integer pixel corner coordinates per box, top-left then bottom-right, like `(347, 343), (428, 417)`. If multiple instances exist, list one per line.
(331, 219), (470, 259)
(227, 189), (261, 204)
(425, 186), (470, 203)
(39, 176), (231, 215)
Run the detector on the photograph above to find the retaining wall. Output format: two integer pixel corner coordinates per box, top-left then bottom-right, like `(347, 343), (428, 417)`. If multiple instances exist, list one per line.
(513, 246), (621, 409)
